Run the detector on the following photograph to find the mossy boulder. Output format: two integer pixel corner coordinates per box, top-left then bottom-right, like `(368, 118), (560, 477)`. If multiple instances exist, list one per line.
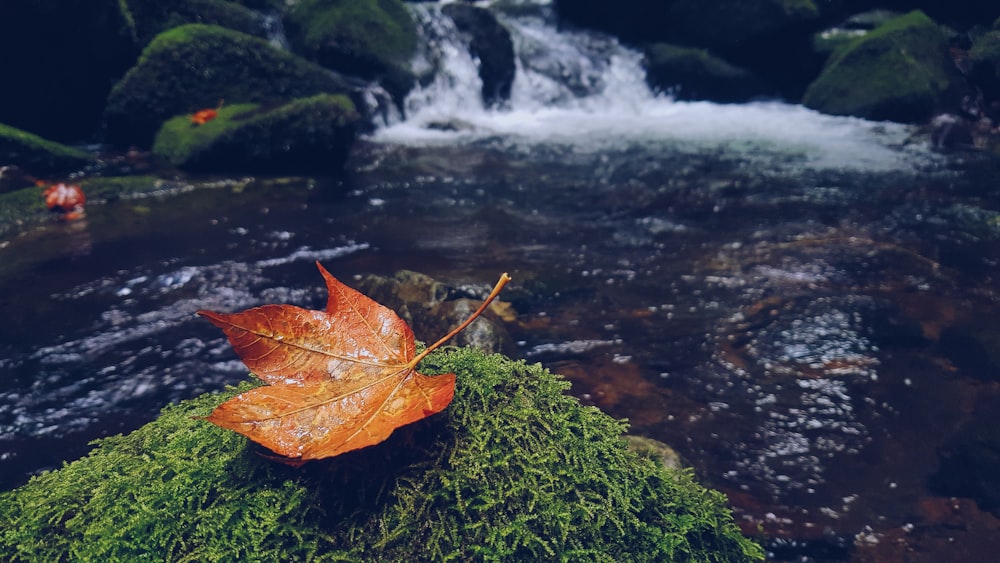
(0, 347), (763, 561)
(643, 43), (770, 102)
(0, 0), (138, 143)
(283, 0), (417, 102)
(121, 0), (268, 46)
(802, 11), (969, 123)
(104, 24), (356, 149)
(0, 123), (95, 180)
(152, 95), (361, 174)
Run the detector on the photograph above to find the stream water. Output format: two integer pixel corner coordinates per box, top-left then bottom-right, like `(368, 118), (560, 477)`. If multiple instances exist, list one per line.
(4, 1), (1000, 560)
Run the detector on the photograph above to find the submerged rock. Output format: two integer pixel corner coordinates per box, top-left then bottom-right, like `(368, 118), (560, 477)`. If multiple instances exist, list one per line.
(802, 11), (969, 123)
(104, 24), (356, 149)
(0, 348), (762, 561)
(151, 94), (361, 174)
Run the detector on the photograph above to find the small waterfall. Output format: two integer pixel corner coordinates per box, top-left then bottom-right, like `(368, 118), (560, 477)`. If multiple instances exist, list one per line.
(386, 0), (662, 136)
(374, 0), (931, 173)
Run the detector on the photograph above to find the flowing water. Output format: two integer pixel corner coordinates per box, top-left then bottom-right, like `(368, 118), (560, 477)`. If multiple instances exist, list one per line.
(4, 1), (1000, 560)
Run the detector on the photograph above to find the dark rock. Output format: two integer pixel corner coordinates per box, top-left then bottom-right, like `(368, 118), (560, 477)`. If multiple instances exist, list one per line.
(928, 113), (975, 150)
(442, 3), (516, 107)
(283, 0), (418, 103)
(0, 0), (138, 143)
(428, 298), (516, 355)
(643, 43), (771, 102)
(802, 11), (970, 123)
(354, 271), (516, 356)
(104, 24), (355, 149)
(931, 400), (1000, 516)
(151, 94), (361, 174)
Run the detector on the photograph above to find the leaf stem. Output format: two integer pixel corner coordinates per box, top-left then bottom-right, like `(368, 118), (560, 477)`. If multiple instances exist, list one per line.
(410, 273), (512, 367)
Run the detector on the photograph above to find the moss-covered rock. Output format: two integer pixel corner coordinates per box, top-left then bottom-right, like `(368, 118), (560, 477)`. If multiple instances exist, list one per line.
(643, 43), (770, 102)
(802, 11), (969, 123)
(121, 0), (268, 46)
(0, 124), (95, 179)
(283, 0), (417, 102)
(0, 0), (138, 142)
(104, 24), (355, 149)
(151, 95), (361, 174)
(0, 347), (763, 561)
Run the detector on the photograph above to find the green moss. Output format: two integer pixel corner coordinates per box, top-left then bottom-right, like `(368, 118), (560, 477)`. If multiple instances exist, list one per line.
(284, 0), (416, 82)
(152, 94), (360, 173)
(104, 23), (354, 148)
(802, 11), (965, 122)
(0, 348), (762, 561)
(0, 123), (94, 176)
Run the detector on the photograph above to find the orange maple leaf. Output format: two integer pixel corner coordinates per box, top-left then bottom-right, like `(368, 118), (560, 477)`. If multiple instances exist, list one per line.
(198, 262), (510, 462)
(43, 182), (86, 216)
(190, 108), (218, 125)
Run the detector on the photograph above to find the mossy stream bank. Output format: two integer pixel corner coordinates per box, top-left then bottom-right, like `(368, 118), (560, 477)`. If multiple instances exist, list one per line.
(0, 347), (762, 561)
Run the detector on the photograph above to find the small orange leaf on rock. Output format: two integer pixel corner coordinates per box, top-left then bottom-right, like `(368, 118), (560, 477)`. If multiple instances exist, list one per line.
(190, 108), (218, 125)
(198, 262), (510, 463)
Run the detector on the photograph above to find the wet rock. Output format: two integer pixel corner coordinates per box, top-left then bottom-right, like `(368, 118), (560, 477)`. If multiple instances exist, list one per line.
(355, 271), (516, 355)
(927, 113), (975, 150)
(354, 270), (453, 327)
(643, 43), (770, 102)
(442, 3), (516, 107)
(429, 298), (516, 355)
(151, 95), (361, 174)
(802, 11), (970, 123)
(104, 24), (355, 149)
(0, 124), (95, 180)
(283, 0), (417, 104)
(931, 400), (1000, 516)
